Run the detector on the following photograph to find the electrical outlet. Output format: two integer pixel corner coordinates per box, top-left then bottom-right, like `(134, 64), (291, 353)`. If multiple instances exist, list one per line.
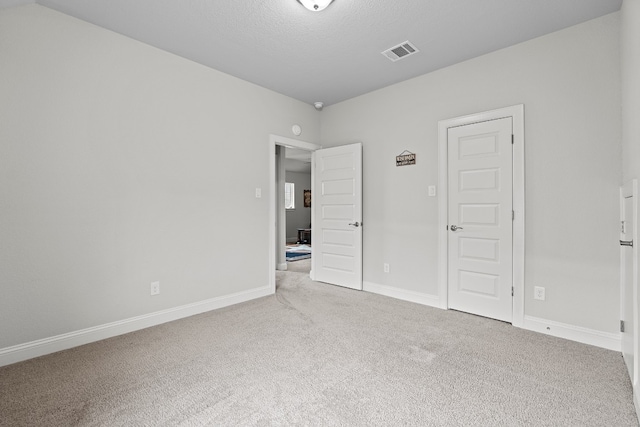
(383, 263), (390, 273)
(428, 186), (437, 197)
(150, 281), (160, 296)
(534, 286), (545, 301)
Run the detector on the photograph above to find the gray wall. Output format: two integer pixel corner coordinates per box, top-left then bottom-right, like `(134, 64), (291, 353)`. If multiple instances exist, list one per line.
(622, 1), (640, 184)
(0, 5), (320, 349)
(285, 171), (312, 243)
(321, 13), (621, 333)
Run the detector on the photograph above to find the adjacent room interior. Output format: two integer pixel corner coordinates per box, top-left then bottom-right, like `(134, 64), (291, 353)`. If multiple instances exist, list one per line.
(283, 147), (313, 271)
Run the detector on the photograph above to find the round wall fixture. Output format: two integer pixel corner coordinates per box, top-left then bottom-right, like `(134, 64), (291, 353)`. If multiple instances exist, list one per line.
(297, 0), (334, 12)
(292, 124), (302, 136)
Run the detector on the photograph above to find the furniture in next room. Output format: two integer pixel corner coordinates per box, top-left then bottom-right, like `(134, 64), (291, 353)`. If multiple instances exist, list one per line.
(297, 228), (311, 245)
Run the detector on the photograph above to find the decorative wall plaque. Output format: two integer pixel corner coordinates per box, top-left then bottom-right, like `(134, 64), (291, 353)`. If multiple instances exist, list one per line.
(396, 150), (416, 166)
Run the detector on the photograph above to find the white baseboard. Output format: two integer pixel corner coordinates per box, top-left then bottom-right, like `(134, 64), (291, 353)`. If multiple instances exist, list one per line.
(363, 281), (441, 308)
(522, 315), (621, 351)
(360, 283), (620, 352)
(0, 285), (273, 367)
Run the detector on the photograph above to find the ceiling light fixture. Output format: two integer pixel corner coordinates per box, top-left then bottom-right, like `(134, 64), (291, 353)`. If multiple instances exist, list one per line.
(296, 0), (334, 12)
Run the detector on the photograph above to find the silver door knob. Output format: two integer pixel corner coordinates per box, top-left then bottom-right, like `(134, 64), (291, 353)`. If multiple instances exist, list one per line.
(348, 222), (361, 227)
(450, 225), (463, 231)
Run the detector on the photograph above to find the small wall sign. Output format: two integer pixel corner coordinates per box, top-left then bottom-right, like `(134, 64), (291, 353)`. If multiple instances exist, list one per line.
(396, 150), (416, 166)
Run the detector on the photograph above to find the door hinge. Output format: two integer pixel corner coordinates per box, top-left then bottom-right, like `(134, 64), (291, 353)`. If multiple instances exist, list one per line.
(512, 210), (515, 221)
(511, 286), (514, 297)
(511, 134), (514, 145)
(621, 320), (625, 333)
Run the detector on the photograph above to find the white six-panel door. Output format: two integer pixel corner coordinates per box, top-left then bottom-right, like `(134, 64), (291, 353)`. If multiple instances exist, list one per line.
(447, 118), (513, 322)
(312, 143), (363, 290)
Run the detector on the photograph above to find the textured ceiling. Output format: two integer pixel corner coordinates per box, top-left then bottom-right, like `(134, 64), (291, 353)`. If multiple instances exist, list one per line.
(1, 0), (623, 106)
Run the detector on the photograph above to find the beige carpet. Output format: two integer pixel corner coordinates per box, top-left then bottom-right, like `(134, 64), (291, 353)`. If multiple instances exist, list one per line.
(285, 257), (311, 273)
(0, 267), (637, 426)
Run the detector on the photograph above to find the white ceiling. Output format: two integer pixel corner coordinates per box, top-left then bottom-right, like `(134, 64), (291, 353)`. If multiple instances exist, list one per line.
(1, 0), (623, 106)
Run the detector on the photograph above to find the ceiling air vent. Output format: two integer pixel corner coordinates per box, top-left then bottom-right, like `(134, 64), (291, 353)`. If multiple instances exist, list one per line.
(382, 41), (419, 62)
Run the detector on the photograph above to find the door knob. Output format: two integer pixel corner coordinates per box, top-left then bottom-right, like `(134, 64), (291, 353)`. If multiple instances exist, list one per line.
(450, 225), (463, 231)
(348, 222), (361, 227)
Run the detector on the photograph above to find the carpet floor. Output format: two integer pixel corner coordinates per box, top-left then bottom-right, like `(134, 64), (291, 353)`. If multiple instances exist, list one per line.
(285, 257), (311, 273)
(0, 267), (637, 426)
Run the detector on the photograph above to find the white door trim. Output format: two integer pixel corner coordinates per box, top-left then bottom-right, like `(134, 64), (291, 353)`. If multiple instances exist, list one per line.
(437, 105), (525, 327)
(268, 135), (322, 293)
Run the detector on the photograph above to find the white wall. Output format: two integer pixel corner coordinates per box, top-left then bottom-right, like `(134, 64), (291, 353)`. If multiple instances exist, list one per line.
(285, 171), (312, 242)
(321, 13), (622, 334)
(622, 1), (640, 183)
(0, 5), (320, 350)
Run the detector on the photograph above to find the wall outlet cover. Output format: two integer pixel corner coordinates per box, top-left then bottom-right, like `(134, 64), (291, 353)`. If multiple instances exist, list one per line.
(151, 281), (160, 296)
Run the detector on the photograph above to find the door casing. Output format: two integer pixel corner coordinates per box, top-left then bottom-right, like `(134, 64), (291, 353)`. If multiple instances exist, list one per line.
(437, 105), (525, 327)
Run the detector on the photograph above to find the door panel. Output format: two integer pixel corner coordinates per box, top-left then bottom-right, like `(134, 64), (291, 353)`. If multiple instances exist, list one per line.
(459, 168), (500, 191)
(459, 237), (500, 262)
(458, 270), (500, 296)
(459, 204), (500, 225)
(448, 118), (513, 322)
(621, 180), (638, 388)
(312, 143), (363, 290)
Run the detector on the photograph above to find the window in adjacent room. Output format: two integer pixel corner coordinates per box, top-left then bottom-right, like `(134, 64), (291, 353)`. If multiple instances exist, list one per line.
(285, 182), (295, 210)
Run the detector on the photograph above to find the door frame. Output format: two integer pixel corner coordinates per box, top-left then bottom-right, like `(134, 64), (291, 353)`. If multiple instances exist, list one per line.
(268, 134), (322, 293)
(437, 105), (525, 327)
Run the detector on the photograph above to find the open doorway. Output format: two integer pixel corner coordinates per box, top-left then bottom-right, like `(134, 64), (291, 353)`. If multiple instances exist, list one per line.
(269, 135), (364, 293)
(282, 147), (312, 275)
(268, 135), (321, 293)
